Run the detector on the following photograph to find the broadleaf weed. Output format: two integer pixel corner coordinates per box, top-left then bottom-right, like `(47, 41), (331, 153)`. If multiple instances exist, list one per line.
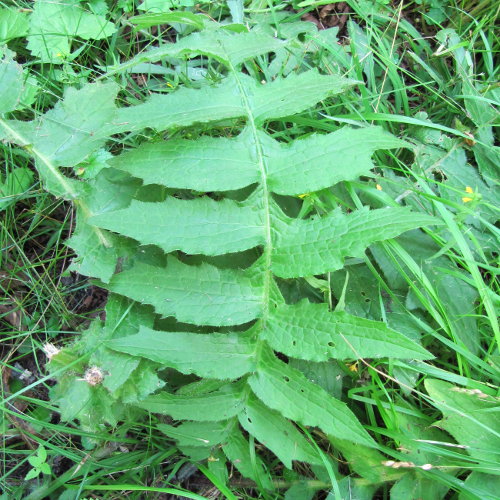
(1, 2), (498, 498)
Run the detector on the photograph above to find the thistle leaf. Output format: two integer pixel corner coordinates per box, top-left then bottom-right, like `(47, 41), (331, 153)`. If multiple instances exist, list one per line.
(115, 76), (244, 132)
(109, 133), (259, 191)
(249, 349), (376, 448)
(110, 126), (403, 195)
(10, 25), (451, 483)
(114, 70), (352, 132)
(90, 196), (265, 256)
(272, 207), (441, 278)
(137, 384), (244, 421)
(263, 302), (432, 361)
(239, 395), (322, 468)
(108, 327), (257, 379)
(108, 258), (262, 326)
(116, 29), (284, 70)
(267, 126), (407, 195)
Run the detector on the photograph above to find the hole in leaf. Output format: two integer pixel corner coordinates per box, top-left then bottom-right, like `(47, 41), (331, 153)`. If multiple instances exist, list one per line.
(292, 340), (296, 346)
(328, 341), (335, 348)
(284, 376), (290, 383)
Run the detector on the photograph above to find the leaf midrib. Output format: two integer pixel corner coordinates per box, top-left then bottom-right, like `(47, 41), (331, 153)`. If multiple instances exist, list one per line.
(228, 63), (273, 356)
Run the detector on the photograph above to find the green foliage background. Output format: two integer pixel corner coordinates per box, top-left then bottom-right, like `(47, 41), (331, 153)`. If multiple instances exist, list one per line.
(0, 1), (498, 499)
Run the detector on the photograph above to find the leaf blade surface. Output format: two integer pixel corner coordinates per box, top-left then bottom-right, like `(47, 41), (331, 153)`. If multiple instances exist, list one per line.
(249, 350), (376, 447)
(108, 326), (256, 379)
(264, 302), (432, 361)
(91, 197), (265, 256)
(272, 207), (441, 278)
(109, 133), (259, 191)
(108, 258), (262, 326)
(267, 127), (407, 195)
(137, 385), (244, 421)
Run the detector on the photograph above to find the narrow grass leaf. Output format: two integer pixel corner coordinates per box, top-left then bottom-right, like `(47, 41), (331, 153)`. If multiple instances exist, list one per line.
(196, 463), (239, 500)
(73, 484), (209, 499)
(324, 112), (477, 142)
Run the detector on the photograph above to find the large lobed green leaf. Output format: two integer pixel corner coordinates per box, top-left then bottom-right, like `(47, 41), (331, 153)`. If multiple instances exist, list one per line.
(28, 0), (115, 63)
(114, 70), (353, 132)
(425, 379), (500, 464)
(1, 25), (447, 484)
(109, 126), (404, 194)
(108, 327), (257, 379)
(0, 51), (24, 114)
(98, 31), (438, 467)
(107, 258), (263, 326)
